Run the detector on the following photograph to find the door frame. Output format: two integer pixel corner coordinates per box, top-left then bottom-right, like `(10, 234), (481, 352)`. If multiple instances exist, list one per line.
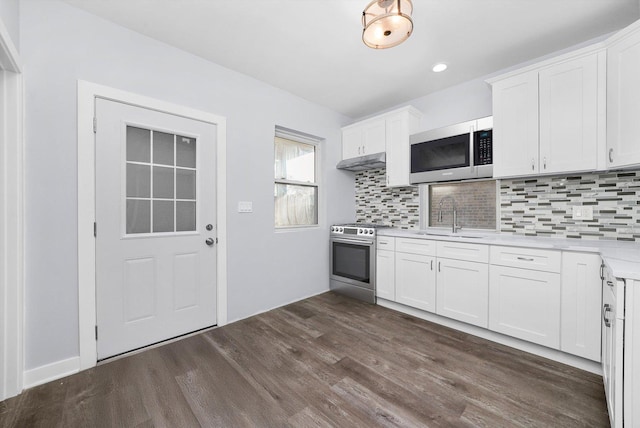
(0, 19), (24, 401)
(77, 81), (228, 370)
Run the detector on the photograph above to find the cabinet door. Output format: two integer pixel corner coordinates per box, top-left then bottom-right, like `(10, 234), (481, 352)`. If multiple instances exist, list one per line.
(436, 258), (489, 328)
(489, 265), (561, 348)
(608, 23), (640, 168)
(376, 249), (395, 301)
(395, 253), (436, 312)
(342, 126), (362, 160)
(385, 113), (409, 187)
(492, 70), (539, 177)
(539, 53), (600, 174)
(602, 280), (624, 428)
(362, 120), (386, 155)
(560, 252), (602, 361)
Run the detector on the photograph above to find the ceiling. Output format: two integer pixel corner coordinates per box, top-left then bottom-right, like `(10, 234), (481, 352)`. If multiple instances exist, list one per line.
(62, 0), (640, 119)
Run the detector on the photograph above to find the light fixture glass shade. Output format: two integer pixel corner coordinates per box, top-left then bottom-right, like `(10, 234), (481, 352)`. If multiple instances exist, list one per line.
(362, 0), (413, 49)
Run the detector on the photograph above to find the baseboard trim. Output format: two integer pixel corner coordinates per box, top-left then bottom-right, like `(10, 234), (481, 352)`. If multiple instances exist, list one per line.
(226, 289), (329, 325)
(23, 356), (80, 389)
(377, 298), (602, 375)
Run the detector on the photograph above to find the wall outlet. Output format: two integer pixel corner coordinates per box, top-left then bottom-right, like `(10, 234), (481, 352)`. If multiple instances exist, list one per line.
(238, 201), (253, 213)
(572, 206), (593, 221)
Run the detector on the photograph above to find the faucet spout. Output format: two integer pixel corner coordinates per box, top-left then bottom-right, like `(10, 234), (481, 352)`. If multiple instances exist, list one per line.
(437, 196), (460, 233)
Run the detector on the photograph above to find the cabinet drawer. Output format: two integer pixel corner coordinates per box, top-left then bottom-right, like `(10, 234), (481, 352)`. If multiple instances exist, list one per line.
(396, 238), (436, 256)
(490, 246), (561, 273)
(436, 241), (489, 263)
(377, 236), (395, 251)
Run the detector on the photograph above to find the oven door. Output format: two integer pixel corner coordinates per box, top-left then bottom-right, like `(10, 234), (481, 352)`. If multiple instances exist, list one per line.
(330, 237), (375, 290)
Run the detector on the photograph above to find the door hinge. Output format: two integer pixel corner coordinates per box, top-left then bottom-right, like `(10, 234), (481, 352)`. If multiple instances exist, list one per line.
(94, 222), (97, 237)
(93, 117), (97, 133)
(95, 325), (98, 340)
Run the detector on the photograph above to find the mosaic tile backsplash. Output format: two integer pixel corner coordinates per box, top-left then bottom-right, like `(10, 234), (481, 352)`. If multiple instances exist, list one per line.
(355, 168), (640, 241)
(500, 170), (640, 241)
(355, 168), (419, 229)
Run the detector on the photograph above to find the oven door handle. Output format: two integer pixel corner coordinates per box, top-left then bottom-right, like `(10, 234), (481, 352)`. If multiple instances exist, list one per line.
(331, 237), (375, 246)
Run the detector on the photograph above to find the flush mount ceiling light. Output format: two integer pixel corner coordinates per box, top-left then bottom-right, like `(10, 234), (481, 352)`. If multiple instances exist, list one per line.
(432, 63), (448, 72)
(362, 0), (413, 49)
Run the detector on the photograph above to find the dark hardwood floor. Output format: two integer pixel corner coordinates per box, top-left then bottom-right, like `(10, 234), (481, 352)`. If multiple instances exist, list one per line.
(1, 292), (609, 427)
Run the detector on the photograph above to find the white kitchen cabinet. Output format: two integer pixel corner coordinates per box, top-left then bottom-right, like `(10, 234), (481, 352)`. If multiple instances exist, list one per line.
(539, 53), (602, 174)
(436, 258), (489, 328)
(395, 252), (436, 312)
(341, 106), (421, 187)
(602, 272), (624, 428)
(491, 70), (539, 178)
(607, 20), (640, 169)
(341, 119), (385, 160)
(489, 265), (561, 349)
(489, 46), (605, 178)
(376, 249), (395, 301)
(385, 108), (422, 187)
(560, 252), (602, 361)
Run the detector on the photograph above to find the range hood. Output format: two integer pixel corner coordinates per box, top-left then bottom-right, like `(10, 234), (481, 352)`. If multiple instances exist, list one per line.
(336, 152), (386, 171)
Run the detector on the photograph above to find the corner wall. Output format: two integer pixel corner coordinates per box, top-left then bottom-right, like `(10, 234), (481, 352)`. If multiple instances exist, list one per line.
(20, 0), (354, 374)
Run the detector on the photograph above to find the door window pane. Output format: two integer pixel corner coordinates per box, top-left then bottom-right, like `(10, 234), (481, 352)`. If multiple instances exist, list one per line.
(153, 200), (174, 233)
(176, 169), (196, 200)
(177, 136), (196, 168)
(176, 201), (196, 232)
(153, 166), (174, 199)
(126, 127), (150, 162)
(126, 126), (197, 235)
(126, 164), (150, 198)
(153, 131), (175, 166)
(127, 200), (151, 234)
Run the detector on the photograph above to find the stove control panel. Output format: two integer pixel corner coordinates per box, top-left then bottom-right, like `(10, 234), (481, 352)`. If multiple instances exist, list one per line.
(331, 225), (376, 237)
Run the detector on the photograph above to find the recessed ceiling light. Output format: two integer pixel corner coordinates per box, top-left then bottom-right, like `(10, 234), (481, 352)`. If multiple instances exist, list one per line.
(432, 63), (448, 72)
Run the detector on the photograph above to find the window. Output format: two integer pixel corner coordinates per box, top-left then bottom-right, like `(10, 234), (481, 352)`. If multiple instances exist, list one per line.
(126, 125), (197, 234)
(274, 129), (319, 228)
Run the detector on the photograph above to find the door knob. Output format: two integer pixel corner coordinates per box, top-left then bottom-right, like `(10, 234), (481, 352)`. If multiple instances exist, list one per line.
(205, 238), (215, 246)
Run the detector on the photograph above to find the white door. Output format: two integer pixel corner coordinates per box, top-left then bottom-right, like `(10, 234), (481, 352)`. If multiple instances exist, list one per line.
(95, 98), (217, 360)
(395, 252), (436, 312)
(436, 258), (489, 328)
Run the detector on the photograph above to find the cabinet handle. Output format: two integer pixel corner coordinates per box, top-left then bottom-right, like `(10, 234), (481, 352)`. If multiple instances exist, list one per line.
(603, 304), (612, 328)
(531, 159), (535, 171)
(379, 241), (387, 245)
(543, 157), (547, 169)
(431, 260), (433, 271)
(607, 280), (614, 288)
(438, 261), (441, 272)
(516, 256), (535, 262)
(358, 146), (361, 155)
(609, 148), (614, 163)
(600, 263), (605, 281)
(362, 145), (365, 154)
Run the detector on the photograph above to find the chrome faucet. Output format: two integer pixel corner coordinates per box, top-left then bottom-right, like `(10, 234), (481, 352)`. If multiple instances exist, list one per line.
(438, 196), (460, 233)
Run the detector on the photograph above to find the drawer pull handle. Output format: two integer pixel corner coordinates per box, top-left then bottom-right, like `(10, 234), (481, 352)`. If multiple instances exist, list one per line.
(379, 242), (387, 245)
(516, 256), (535, 262)
(603, 304), (612, 327)
(607, 280), (614, 288)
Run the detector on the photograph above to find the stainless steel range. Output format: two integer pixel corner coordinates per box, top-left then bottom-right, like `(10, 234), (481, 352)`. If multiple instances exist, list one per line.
(330, 223), (388, 303)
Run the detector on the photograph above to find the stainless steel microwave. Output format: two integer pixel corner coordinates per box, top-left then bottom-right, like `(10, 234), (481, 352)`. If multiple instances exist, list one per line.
(409, 116), (493, 184)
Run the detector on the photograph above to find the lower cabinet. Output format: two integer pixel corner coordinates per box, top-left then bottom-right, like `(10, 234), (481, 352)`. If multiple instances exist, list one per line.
(436, 258), (489, 328)
(395, 252), (436, 312)
(489, 265), (561, 349)
(561, 252), (602, 361)
(376, 249), (396, 301)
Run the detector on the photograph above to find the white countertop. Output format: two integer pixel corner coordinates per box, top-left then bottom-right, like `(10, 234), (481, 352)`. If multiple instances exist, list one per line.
(377, 228), (640, 281)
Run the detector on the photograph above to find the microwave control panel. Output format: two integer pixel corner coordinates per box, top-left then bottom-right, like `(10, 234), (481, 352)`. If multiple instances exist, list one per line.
(474, 129), (493, 165)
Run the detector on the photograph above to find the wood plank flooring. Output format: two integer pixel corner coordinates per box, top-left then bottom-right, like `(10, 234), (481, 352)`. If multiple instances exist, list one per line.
(1, 292), (609, 427)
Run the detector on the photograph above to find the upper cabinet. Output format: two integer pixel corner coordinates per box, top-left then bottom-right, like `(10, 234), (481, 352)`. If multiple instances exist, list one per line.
(607, 20), (640, 169)
(340, 106), (422, 187)
(489, 46), (606, 178)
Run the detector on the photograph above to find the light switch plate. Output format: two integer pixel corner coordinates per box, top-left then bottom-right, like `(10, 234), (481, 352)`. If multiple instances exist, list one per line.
(572, 206), (593, 221)
(238, 201), (253, 213)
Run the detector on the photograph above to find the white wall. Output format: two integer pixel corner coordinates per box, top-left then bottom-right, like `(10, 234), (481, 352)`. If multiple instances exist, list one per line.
(0, 0), (19, 51)
(20, 0), (355, 371)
